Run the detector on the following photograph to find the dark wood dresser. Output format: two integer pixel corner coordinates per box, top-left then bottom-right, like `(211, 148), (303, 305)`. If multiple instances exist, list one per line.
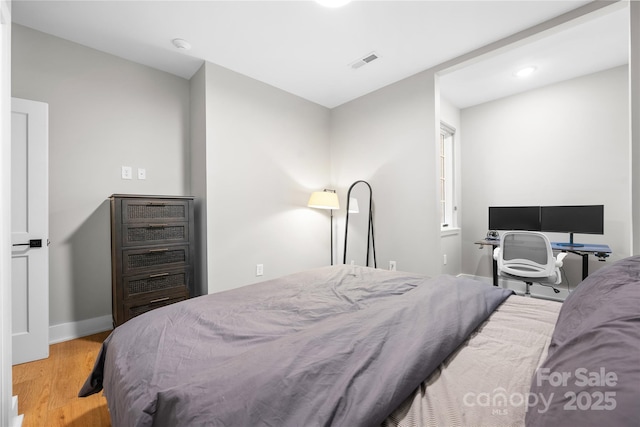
(110, 194), (195, 327)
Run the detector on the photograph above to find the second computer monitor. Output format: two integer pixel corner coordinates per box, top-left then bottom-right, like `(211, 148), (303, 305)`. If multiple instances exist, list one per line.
(540, 205), (604, 235)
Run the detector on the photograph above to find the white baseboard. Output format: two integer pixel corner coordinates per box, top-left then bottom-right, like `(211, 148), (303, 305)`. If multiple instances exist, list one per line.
(49, 315), (112, 345)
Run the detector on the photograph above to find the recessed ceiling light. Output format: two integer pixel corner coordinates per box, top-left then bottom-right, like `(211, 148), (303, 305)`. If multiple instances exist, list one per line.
(514, 66), (537, 78)
(316, 0), (352, 7)
(172, 38), (192, 51)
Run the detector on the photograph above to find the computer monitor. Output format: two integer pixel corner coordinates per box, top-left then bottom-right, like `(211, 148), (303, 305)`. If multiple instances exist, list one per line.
(540, 205), (604, 246)
(488, 206), (541, 231)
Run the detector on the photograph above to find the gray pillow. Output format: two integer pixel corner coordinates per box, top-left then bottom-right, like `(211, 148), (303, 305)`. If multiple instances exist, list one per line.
(526, 256), (640, 426)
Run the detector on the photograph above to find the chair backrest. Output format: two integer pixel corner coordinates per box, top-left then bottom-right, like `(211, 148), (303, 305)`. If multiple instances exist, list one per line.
(498, 231), (556, 279)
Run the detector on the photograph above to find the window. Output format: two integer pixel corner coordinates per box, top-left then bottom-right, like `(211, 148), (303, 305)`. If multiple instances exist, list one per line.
(439, 122), (456, 229)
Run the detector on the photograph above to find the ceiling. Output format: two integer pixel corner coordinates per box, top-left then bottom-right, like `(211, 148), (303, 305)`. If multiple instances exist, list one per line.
(11, 1), (629, 109)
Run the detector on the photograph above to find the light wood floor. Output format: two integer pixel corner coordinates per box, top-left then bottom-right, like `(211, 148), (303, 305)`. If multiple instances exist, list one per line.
(12, 331), (112, 427)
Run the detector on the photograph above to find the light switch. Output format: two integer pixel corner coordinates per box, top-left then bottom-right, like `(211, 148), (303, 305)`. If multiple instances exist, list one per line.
(138, 168), (146, 180)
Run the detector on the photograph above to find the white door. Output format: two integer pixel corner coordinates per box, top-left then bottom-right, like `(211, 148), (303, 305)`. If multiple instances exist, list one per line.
(11, 97), (49, 365)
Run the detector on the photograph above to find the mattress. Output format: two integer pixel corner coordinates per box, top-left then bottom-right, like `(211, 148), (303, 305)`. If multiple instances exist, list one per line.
(385, 295), (561, 427)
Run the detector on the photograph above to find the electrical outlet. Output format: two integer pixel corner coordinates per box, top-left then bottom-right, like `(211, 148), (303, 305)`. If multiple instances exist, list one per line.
(443, 254), (448, 265)
(389, 260), (397, 271)
(256, 264), (264, 276)
(121, 166), (132, 180)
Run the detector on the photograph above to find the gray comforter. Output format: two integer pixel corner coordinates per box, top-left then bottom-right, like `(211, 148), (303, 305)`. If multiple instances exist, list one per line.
(80, 265), (512, 427)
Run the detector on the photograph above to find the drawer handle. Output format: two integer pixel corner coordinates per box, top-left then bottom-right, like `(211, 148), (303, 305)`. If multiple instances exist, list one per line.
(148, 248), (169, 254)
(147, 202), (167, 206)
(149, 272), (170, 278)
(147, 224), (169, 228)
(149, 297), (170, 304)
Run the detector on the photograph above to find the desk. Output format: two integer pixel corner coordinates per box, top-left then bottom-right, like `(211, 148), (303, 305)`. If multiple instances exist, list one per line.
(475, 239), (612, 287)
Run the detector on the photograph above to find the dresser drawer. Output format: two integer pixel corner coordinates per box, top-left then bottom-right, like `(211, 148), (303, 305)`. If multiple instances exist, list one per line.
(122, 222), (190, 247)
(121, 198), (190, 223)
(124, 290), (188, 322)
(122, 244), (190, 275)
(123, 270), (190, 299)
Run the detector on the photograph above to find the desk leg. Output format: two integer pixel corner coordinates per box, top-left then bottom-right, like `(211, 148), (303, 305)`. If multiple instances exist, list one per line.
(492, 258), (498, 287)
(581, 253), (588, 280)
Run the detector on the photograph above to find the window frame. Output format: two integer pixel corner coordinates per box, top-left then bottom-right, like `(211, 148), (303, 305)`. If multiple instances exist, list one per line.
(439, 121), (457, 230)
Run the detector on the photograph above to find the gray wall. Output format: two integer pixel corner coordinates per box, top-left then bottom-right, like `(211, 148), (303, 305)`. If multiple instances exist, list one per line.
(189, 65), (208, 296)
(12, 25), (191, 327)
(460, 66), (630, 295)
(199, 62), (331, 293)
(12, 24), (332, 328)
(330, 70), (441, 276)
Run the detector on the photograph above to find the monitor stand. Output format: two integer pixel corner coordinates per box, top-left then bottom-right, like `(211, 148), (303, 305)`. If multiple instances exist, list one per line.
(555, 233), (584, 248)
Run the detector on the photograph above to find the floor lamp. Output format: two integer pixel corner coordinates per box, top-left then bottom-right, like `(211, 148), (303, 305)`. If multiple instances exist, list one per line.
(308, 189), (340, 265)
(343, 180), (376, 268)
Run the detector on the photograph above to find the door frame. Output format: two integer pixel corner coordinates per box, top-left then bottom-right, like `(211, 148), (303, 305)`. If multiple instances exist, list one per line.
(0, 0), (14, 424)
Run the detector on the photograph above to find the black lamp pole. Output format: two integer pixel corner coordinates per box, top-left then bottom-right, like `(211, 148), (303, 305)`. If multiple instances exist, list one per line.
(330, 209), (334, 265)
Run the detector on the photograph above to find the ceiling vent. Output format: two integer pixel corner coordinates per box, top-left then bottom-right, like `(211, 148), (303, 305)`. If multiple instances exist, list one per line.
(350, 52), (380, 70)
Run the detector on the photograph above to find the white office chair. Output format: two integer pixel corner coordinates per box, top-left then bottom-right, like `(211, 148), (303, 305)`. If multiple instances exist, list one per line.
(493, 231), (567, 297)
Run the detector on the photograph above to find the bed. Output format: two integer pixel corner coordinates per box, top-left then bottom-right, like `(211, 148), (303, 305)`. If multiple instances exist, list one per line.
(79, 257), (640, 427)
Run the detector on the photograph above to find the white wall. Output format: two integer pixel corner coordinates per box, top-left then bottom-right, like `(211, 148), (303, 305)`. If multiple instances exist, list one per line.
(200, 62), (331, 293)
(11, 25), (191, 329)
(330, 70), (440, 276)
(461, 66), (630, 293)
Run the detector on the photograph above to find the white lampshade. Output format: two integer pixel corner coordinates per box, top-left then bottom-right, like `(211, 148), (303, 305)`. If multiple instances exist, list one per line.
(308, 190), (339, 210)
(348, 197), (360, 213)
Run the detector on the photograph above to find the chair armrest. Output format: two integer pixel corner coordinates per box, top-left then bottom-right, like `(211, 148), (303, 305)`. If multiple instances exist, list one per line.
(555, 252), (568, 267)
(493, 247), (501, 260)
